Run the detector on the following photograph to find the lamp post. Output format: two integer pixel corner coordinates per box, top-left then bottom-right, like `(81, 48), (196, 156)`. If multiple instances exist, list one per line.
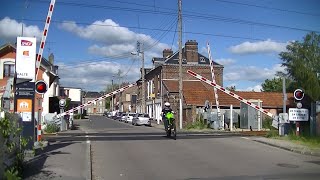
(131, 41), (145, 113)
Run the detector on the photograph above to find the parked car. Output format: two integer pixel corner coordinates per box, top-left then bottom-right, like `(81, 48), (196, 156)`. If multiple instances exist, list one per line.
(124, 113), (136, 123)
(132, 113), (152, 126)
(114, 112), (124, 120)
(120, 113), (127, 121)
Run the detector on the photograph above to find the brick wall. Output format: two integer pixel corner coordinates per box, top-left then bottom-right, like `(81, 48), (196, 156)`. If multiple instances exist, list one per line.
(162, 65), (223, 86)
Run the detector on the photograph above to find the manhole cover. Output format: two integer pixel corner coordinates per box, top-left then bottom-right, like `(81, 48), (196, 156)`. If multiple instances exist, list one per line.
(277, 163), (299, 168)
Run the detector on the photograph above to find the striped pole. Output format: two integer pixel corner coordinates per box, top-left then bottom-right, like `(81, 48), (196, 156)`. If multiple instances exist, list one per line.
(35, 0), (56, 81)
(37, 124), (42, 141)
(187, 70), (274, 118)
(207, 42), (221, 117)
(56, 83), (136, 118)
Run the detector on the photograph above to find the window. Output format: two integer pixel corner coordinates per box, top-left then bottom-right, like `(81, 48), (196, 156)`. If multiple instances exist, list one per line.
(3, 63), (15, 77)
(88, 108), (91, 113)
(200, 57), (205, 62)
(99, 101), (102, 105)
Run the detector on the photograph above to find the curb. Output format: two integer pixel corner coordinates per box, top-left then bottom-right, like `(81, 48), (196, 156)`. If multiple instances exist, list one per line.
(253, 139), (320, 157)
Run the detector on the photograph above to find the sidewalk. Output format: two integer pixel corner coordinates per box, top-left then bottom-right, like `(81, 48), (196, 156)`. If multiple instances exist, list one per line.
(253, 137), (320, 157)
(23, 127), (90, 180)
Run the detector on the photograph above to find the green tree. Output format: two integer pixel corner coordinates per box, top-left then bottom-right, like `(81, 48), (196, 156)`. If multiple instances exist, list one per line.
(279, 32), (320, 101)
(261, 77), (282, 92)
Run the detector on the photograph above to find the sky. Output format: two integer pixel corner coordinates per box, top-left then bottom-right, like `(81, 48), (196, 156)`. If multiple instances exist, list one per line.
(1, 0), (319, 92)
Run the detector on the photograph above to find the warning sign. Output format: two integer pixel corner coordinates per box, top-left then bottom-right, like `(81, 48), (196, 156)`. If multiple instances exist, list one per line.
(17, 99), (32, 112)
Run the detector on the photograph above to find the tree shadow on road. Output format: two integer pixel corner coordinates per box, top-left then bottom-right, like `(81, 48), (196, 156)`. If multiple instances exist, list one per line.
(22, 141), (75, 179)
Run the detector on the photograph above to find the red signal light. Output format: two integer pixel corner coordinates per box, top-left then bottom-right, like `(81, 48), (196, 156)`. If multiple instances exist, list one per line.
(293, 89), (304, 101)
(35, 80), (48, 94)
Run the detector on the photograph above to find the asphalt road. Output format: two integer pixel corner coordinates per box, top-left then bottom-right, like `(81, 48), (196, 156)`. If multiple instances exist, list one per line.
(79, 116), (320, 180)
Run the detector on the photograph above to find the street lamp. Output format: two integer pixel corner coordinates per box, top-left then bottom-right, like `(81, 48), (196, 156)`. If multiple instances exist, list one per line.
(131, 44), (146, 114)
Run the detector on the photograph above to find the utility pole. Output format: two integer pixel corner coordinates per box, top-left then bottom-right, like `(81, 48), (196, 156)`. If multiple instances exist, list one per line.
(111, 79), (114, 111)
(138, 41), (146, 113)
(178, 0), (183, 129)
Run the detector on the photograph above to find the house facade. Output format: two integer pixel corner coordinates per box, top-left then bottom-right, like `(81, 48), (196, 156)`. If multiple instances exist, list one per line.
(136, 40), (224, 124)
(60, 87), (82, 114)
(82, 91), (106, 115)
(0, 43), (60, 124)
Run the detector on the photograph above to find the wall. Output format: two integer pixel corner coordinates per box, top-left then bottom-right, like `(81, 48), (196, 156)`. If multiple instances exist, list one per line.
(162, 64), (223, 86)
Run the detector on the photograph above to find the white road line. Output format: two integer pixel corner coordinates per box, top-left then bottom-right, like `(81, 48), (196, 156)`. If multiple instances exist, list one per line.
(85, 135), (89, 138)
(241, 137), (250, 140)
(86, 140), (91, 143)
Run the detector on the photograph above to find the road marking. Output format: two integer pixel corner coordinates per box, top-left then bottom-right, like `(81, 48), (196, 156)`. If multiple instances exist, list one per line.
(241, 137), (250, 140)
(86, 140), (91, 143)
(85, 135), (89, 138)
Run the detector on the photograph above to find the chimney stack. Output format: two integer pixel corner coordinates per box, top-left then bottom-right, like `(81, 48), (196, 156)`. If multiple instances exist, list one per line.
(185, 40), (198, 64)
(163, 49), (173, 58)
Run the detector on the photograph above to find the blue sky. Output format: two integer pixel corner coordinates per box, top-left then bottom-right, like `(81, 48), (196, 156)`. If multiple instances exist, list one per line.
(1, 0), (319, 91)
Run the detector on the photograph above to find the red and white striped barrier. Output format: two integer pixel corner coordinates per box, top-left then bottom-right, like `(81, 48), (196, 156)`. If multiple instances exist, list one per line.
(207, 42), (221, 116)
(35, 0), (56, 80)
(187, 70), (274, 118)
(56, 83), (136, 118)
(37, 124), (42, 141)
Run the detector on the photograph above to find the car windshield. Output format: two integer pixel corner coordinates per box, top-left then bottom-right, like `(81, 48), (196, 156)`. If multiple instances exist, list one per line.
(129, 113), (135, 116)
(138, 114), (149, 118)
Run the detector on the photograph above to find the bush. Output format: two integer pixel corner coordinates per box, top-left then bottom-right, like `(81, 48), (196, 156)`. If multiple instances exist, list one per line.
(185, 119), (208, 130)
(44, 123), (59, 133)
(263, 117), (273, 129)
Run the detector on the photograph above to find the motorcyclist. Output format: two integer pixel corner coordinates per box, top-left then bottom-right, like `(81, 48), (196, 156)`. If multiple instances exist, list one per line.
(161, 102), (173, 133)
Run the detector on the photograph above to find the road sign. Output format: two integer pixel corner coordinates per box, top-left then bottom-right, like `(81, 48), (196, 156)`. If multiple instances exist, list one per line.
(288, 108), (309, 121)
(15, 82), (35, 98)
(16, 37), (37, 82)
(59, 99), (66, 107)
(279, 113), (289, 123)
(272, 116), (279, 129)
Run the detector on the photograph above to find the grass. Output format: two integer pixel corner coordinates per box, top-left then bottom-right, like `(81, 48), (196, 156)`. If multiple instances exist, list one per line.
(185, 119), (208, 130)
(266, 129), (320, 150)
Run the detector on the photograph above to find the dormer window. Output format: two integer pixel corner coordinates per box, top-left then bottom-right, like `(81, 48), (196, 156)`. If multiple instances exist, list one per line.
(200, 57), (205, 62)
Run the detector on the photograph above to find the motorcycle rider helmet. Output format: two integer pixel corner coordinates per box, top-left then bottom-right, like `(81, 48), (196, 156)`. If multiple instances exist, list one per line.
(164, 102), (170, 107)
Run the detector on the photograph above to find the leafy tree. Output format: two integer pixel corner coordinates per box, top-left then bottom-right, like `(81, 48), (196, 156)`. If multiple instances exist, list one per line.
(279, 32), (320, 101)
(261, 77), (282, 92)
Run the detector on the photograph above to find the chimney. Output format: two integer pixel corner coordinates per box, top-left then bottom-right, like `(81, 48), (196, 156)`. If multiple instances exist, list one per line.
(49, 53), (54, 64)
(185, 40), (198, 64)
(163, 49), (173, 58)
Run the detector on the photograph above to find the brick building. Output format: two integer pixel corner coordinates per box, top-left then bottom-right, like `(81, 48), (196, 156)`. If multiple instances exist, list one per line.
(82, 91), (106, 116)
(135, 40), (224, 124)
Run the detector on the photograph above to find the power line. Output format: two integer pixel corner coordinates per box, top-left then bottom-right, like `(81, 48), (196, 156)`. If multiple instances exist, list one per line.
(22, 18), (268, 41)
(28, 0), (320, 33)
(213, 0), (320, 17)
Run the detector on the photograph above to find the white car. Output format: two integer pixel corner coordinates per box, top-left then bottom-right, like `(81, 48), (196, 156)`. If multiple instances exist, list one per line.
(125, 113), (136, 123)
(132, 113), (152, 126)
(121, 113), (127, 121)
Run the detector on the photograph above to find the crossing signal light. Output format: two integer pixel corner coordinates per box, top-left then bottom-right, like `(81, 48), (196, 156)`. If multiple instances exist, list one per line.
(35, 80), (48, 94)
(293, 89), (304, 101)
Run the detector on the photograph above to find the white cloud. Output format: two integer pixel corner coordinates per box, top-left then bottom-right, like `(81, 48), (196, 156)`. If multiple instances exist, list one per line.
(229, 39), (288, 54)
(59, 19), (170, 58)
(0, 17), (42, 41)
(215, 58), (236, 66)
(224, 64), (285, 82)
(58, 61), (140, 91)
(242, 84), (262, 92)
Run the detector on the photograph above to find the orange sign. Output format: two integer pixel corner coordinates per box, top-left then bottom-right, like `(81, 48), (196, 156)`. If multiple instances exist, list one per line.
(17, 99), (32, 112)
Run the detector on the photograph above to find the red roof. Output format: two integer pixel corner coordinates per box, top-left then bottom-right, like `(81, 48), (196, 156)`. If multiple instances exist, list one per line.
(163, 80), (295, 108)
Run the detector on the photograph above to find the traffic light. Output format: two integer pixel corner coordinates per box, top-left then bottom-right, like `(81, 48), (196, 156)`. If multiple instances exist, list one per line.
(35, 80), (48, 94)
(293, 89), (304, 101)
